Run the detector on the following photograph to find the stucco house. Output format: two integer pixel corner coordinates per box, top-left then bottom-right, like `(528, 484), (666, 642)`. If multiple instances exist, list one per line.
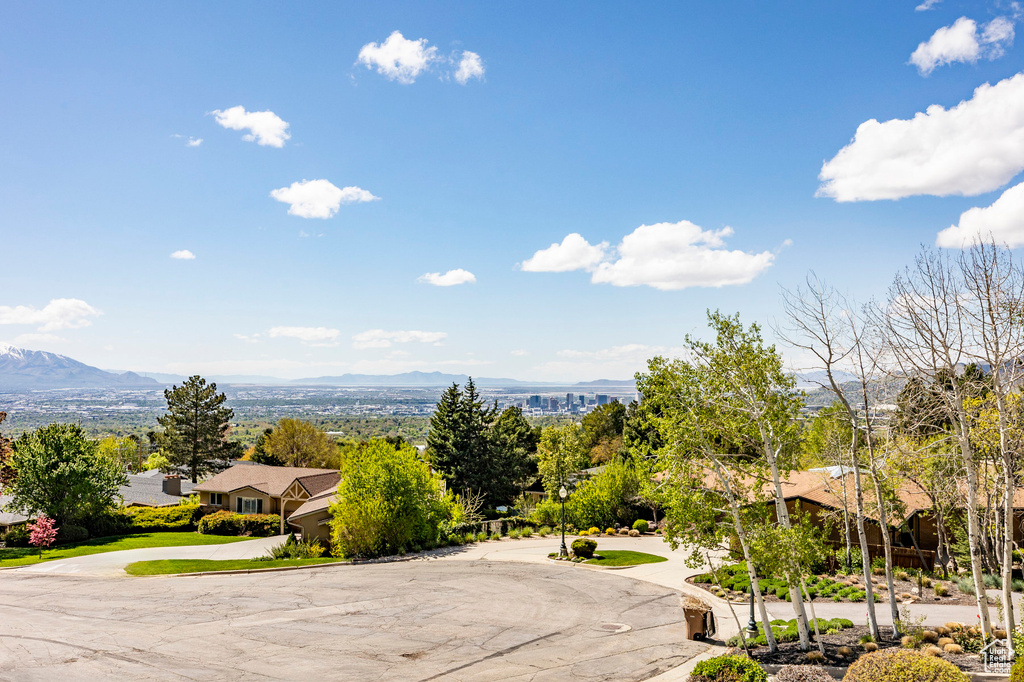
(287, 490), (339, 543)
(193, 463), (340, 535)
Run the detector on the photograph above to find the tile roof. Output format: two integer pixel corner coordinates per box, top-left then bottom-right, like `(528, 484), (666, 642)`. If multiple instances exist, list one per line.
(193, 464), (339, 498)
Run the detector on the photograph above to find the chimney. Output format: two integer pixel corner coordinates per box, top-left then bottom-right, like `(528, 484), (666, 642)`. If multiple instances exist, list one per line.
(162, 475), (182, 497)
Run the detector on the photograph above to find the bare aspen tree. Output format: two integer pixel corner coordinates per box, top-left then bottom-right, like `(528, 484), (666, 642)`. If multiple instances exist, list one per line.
(778, 275), (885, 639)
(883, 248), (993, 637)
(958, 242), (1024, 648)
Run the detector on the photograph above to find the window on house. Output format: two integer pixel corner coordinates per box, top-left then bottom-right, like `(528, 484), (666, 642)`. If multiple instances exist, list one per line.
(236, 497), (263, 514)
(209, 493), (223, 506)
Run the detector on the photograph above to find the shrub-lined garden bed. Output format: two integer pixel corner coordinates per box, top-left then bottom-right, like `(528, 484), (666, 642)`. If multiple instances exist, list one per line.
(690, 562), (979, 606)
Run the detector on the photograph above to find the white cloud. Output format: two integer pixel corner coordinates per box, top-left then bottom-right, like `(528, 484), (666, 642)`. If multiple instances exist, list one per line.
(909, 16), (1014, 76)
(530, 343), (684, 383)
(523, 222), (774, 290)
(510, 349), (529, 357)
(455, 51), (485, 84)
(0, 298), (101, 332)
(418, 269), (477, 286)
(270, 179), (379, 219)
(170, 250), (196, 260)
(211, 106), (291, 147)
(186, 137), (203, 147)
(352, 329), (447, 349)
(936, 181), (1024, 247)
(818, 72), (1024, 201)
(916, 0), (941, 11)
(268, 326), (341, 347)
(11, 333), (65, 347)
(520, 233), (609, 272)
(357, 31), (439, 84)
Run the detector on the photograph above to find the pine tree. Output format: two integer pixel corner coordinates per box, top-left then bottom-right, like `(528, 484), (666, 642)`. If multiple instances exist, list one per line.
(157, 375), (235, 482)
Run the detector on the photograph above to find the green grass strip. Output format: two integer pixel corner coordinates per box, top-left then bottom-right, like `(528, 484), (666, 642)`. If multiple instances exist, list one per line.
(585, 550), (668, 567)
(0, 532), (251, 568)
(125, 556), (345, 576)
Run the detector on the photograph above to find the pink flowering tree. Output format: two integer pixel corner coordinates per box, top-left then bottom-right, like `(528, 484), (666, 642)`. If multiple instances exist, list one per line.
(28, 515), (58, 556)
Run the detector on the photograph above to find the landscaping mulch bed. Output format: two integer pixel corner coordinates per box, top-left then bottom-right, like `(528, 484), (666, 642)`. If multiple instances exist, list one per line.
(735, 625), (985, 672)
(688, 573), (981, 606)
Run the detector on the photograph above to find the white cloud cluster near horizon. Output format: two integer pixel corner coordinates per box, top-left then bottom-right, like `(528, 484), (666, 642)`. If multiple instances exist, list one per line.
(211, 106), (291, 147)
(521, 221), (775, 290)
(270, 179), (379, 218)
(936, 181), (1024, 247)
(0, 298), (101, 332)
(170, 250), (195, 260)
(818, 72), (1024, 202)
(909, 16), (1014, 76)
(357, 31), (484, 85)
(418, 269), (477, 286)
(268, 326), (341, 347)
(352, 329), (447, 349)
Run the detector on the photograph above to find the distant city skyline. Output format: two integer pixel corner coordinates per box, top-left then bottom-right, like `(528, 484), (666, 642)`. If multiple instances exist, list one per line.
(3, 3), (1022, 381)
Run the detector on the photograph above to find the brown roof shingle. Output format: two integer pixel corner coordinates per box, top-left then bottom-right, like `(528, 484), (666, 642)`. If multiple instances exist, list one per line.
(194, 464), (338, 498)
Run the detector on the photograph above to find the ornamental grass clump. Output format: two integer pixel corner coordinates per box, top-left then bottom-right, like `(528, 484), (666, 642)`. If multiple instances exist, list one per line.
(843, 648), (969, 682)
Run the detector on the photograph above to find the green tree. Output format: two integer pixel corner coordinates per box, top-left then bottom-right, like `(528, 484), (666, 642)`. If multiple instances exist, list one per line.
(266, 418), (337, 468)
(567, 456), (641, 528)
(5, 423), (127, 527)
(330, 439), (447, 558)
(246, 427), (283, 466)
(536, 423), (590, 497)
(487, 406), (539, 503)
(428, 379), (533, 506)
(157, 375), (235, 483)
(0, 412), (14, 490)
(581, 401), (626, 463)
(97, 435), (143, 471)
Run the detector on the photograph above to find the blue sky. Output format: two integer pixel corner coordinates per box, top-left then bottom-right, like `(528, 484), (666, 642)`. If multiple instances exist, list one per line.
(3, 1), (1024, 381)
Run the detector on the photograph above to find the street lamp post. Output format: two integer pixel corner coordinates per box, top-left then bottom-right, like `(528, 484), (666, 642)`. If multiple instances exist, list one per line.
(747, 571), (758, 634)
(559, 486), (568, 557)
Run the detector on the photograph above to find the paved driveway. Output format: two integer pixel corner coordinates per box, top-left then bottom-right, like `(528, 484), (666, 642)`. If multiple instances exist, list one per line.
(11, 535), (283, 577)
(0, 558), (707, 681)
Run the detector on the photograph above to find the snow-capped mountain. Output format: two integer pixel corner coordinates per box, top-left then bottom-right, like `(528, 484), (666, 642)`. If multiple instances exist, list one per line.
(0, 345), (159, 391)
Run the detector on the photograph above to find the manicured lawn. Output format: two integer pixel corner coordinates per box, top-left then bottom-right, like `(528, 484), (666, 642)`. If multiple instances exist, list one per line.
(586, 550), (668, 567)
(0, 533), (250, 568)
(125, 557), (345, 576)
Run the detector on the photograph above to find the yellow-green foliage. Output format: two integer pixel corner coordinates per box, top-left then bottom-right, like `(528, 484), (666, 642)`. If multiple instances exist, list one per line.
(843, 648), (969, 682)
(1010, 657), (1024, 682)
(329, 439), (447, 559)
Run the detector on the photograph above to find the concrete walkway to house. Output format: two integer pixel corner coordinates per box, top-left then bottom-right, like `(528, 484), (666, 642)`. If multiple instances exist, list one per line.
(10, 535), (283, 577)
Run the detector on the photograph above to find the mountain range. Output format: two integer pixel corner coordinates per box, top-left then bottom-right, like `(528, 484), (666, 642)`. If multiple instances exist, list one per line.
(0, 345), (159, 391)
(0, 346), (636, 391)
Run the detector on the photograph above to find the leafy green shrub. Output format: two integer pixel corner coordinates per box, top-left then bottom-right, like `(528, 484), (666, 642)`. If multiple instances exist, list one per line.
(529, 498), (561, 527)
(632, 519), (649, 533)
(571, 537), (597, 559)
(688, 654), (767, 682)
(567, 457), (641, 530)
(464, 533), (476, 544)
(843, 648), (969, 682)
(197, 510), (243, 535)
(476, 531), (488, 542)
(951, 627), (984, 653)
(489, 532), (501, 541)
(1010, 657), (1024, 682)
(2, 525), (30, 547)
(56, 524), (89, 544)
(330, 439), (450, 559)
(124, 504), (200, 532)
(508, 528), (521, 539)
(240, 514), (279, 537)
(538, 526), (552, 536)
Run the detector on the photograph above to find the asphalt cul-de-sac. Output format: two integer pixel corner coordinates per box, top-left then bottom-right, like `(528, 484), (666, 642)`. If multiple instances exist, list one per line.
(0, 559), (706, 681)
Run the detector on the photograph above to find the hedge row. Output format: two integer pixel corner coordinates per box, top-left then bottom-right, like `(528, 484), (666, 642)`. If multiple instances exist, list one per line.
(197, 510), (280, 537)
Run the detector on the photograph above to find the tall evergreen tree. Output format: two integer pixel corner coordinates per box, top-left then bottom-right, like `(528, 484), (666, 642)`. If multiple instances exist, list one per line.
(427, 379), (534, 506)
(157, 375), (234, 482)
